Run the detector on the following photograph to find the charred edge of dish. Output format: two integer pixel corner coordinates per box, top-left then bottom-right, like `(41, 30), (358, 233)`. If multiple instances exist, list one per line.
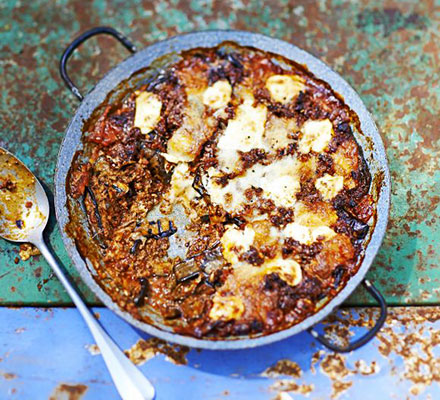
(215, 46), (244, 67)
(146, 69), (176, 91)
(84, 186), (103, 230)
(66, 192), (154, 315)
(340, 209), (370, 240)
(75, 186), (107, 250)
(226, 53), (243, 69)
(208, 50), (244, 85)
(71, 190), (106, 252)
(64, 203), (104, 277)
(332, 265), (346, 288)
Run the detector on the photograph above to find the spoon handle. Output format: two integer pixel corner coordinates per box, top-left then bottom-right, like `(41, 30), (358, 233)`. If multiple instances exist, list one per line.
(33, 238), (155, 400)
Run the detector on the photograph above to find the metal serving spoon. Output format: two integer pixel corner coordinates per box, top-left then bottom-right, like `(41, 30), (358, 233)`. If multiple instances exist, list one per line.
(0, 147), (155, 400)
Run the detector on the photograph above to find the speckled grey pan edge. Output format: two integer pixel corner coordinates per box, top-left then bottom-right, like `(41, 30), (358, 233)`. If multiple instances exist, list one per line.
(55, 30), (391, 350)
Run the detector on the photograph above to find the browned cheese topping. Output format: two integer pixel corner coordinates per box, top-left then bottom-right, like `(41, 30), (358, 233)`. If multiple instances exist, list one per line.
(67, 43), (375, 338)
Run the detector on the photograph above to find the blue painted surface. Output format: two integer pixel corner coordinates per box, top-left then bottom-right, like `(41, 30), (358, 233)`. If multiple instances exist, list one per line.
(0, 307), (438, 399)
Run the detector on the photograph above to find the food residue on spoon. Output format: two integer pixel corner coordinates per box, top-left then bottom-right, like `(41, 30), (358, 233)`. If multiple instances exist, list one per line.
(0, 148), (46, 241)
(0, 178), (17, 191)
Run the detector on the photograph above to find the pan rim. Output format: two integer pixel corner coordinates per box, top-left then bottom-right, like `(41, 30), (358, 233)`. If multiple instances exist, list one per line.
(55, 29), (391, 350)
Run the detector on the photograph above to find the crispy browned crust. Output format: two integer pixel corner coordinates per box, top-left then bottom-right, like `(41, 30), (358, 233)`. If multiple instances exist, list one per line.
(67, 43), (375, 338)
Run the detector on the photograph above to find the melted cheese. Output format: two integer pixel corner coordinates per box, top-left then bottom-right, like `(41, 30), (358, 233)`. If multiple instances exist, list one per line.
(333, 141), (358, 189)
(315, 174), (344, 200)
(283, 223), (336, 245)
(217, 96), (268, 172)
(161, 152), (182, 164)
(167, 91), (214, 162)
(203, 80), (232, 109)
(281, 201), (337, 245)
(166, 130), (196, 162)
(206, 156), (301, 213)
(333, 141), (358, 174)
(167, 163), (197, 206)
(263, 114), (298, 150)
(265, 74), (305, 104)
(134, 91), (162, 134)
(294, 202), (337, 227)
(262, 257), (302, 286)
(218, 221), (304, 289)
(221, 225), (255, 264)
(298, 119), (333, 154)
(229, 255), (303, 289)
(209, 294), (244, 320)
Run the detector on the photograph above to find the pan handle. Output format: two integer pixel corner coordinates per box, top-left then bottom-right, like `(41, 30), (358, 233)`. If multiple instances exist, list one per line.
(308, 279), (387, 353)
(59, 26), (137, 101)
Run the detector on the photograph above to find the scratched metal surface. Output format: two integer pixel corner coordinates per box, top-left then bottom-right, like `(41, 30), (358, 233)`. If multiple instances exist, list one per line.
(0, 0), (439, 306)
(1, 307), (440, 399)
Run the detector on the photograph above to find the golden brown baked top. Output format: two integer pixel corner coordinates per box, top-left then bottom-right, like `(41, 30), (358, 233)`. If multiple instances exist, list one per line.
(68, 43), (375, 338)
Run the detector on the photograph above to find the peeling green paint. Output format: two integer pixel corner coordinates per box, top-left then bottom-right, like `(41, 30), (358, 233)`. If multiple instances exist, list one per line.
(0, 0), (439, 306)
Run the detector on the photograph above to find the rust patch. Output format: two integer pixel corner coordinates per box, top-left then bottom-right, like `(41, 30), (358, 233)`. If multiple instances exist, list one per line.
(270, 380), (314, 396)
(321, 308), (377, 348)
(354, 359), (380, 376)
(84, 344), (100, 356)
(320, 353), (353, 399)
(356, 8), (429, 37)
(49, 383), (88, 400)
(37, 272), (55, 292)
(263, 359), (302, 379)
(376, 307), (440, 395)
(331, 380), (353, 395)
(12, 44), (38, 69)
(271, 393), (294, 400)
(320, 353), (350, 379)
(0, 371), (17, 380)
(310, 349), (325, 374)
(320, 308), (440, 397)
(33, 266), (42, 278)
(124, 338), (189, 366)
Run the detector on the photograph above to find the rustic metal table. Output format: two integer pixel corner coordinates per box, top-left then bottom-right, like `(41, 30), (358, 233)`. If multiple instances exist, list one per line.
(0, 0), (439, 399)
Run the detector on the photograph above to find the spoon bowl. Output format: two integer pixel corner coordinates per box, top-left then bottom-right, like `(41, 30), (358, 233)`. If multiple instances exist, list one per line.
(0, 148), (48, 243)
(0, 146), (155, 400)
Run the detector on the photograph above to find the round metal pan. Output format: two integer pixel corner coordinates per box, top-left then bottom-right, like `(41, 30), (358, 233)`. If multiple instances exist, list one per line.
(55, 27), (390, 351)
